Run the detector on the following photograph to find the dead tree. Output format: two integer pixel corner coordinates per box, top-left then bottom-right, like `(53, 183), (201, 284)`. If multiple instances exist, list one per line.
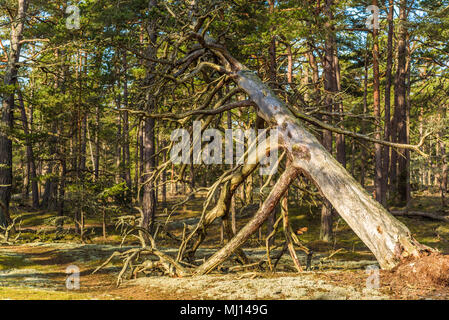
(186, 33), (434, 270)
(99, 6), (440, 282)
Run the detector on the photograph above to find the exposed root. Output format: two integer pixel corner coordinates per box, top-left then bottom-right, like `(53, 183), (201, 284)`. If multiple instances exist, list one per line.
(93, 246), (191, 287)
(94, 214), (191, 286)
(0, 215), (22, 244)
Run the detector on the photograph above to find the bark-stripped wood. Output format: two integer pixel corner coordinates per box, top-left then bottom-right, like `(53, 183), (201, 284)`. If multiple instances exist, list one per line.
(233, 67), (432, 269)
(195, 165), (300, 275)
(194, 36), (434, 269)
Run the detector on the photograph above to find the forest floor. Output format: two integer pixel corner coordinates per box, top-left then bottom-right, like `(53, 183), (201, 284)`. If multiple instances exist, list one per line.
(0, 191), (448, 300)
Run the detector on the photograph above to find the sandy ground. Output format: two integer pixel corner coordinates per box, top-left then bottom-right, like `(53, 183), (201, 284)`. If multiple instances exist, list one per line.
(1, 242), (448, 300)
(0, 242), (389, 300)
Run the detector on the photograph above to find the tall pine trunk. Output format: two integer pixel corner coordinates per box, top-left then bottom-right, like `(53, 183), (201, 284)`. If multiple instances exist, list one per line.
(372, 0), (383, 205)
(18, 92), (39, 208)
(395, 0), (410, 205)
(382, 0), (394, 205)
(140, 0), (158, 240)
(0, 0), (28, 226)
(320, 0), (339, 242)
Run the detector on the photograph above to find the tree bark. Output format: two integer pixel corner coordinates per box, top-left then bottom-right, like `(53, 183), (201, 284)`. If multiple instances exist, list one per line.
(382, 0), (394, 205)
(142, 117), (157, 237)
(122, 51), (132, 190)
(360, 42), (369, 187)
(40, 123), (58, 210)
(18, 92), (39, 208)
(372, 0), (384, 206)
(94, 105), (100, 180)
(0, 0), (28, 226)
(396, 0), (410, 205)
(140, 0), (158, 240)
(320, 0), (338, 241)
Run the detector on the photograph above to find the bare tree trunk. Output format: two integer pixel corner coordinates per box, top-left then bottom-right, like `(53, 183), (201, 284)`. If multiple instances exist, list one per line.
(267, 179), (278, 246)
(360, 42), (369, 188)
(320, 0), (338, 241)
(161, 140), (167, 207)
(140, 0), (158, 241)
(18, 92), (39, 208)
(94, 105), (100, 180)
(57, 155), (66, 232)
(134, 124), (140, 191)
(442, 153), (448, 207)
(372, 0), (384, 206)
(122, 51), (132, 190)
(334, 54), (345, 168)
(396, 0), (410, 205)
(78, 52), (87, 177)
(190, 153), (195, 196)
(405, 46), (412, 206)
(142, 117), (157, 238)
(438, 106), (447, 206)
(382, 0), (394, 205)
(265, 0), (279, 245)
(0, 0), (28, 226)
(228, 110), (236, 233)
(115, 75), (122, 184)
(41, 121), (58, 210)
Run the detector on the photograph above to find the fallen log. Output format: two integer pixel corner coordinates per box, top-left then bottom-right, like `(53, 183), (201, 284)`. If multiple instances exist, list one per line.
(391, 210), (449, 222)
(194, 34), (435, 270)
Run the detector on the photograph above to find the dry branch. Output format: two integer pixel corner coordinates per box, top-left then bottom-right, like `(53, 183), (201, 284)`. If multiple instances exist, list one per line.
(189, 32), (435, 269)
(194, 165), (300, 275)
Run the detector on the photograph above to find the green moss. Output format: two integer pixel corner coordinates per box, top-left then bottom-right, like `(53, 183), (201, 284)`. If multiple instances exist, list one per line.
(16, 211), (56, 227)
(436, 225), (449, 236)
(0, 254), (33, 270)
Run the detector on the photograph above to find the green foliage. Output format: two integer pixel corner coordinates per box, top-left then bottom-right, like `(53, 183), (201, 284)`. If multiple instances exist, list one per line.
(98, 182), (132, 207)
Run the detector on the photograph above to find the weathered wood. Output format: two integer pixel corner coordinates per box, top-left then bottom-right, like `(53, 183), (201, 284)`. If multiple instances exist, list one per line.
(181, 134), (275, 259)
(187, 37), (435, 269)
(194, 165), (300, 275)
(231, 66), (432, 269)
(281, 191), (303, 272)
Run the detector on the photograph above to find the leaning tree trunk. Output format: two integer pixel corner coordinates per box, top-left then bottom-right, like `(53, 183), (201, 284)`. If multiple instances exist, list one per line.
(201, 41), (433, 269)
(195, 165), (300, 275)
(235, 69), (430, 269)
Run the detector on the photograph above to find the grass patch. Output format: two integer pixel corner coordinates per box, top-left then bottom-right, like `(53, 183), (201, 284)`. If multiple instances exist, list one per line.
(0, 254), (33, 271)
(0, 287), (96, 300)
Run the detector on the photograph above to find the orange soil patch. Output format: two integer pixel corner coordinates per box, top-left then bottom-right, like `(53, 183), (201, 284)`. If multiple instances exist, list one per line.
(392, 253), (449, 286)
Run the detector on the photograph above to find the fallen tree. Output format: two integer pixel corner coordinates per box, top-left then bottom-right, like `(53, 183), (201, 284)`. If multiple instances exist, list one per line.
(97, 9), (445, 282)
(391, 210), (449, 222)
(189, 33), (435, 270)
